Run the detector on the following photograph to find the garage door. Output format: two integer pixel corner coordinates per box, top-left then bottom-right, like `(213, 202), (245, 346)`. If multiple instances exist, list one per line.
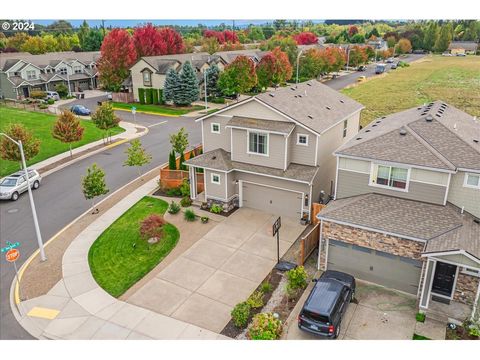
(327, 240), (422, 295)
(242, 182), (302, 219)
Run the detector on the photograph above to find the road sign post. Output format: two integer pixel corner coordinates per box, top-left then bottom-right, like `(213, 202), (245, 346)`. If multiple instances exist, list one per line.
(131, 106), (136, 123)
(3, 242), (22, 301)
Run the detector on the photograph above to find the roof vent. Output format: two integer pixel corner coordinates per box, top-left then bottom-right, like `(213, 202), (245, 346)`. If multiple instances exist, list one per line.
(442, 103), (448, 107)
(381, 116), (386, 119)
(211, 156), (216, 160)
(339, 100), (344, 103)
(421, 112), (428, 116)
(290, 87), (295, 91)
(365, 129), (371, 132)
(399, 129), (407, 136)
(308, 115), (313, 119)
(326, 106), (331, 110)
(435, 114), (441, 117)
(356, 137), (362, 140)
(473, 139), (479, 143)
(417, 107), (422, 110)
(425, 115), (433, 122)
(307, 82), (312, 86)
(372, 124), (377, 127)
(269, 93), (275, 97)
(453, 123), (457, 130)
(376, 120), (382, 124)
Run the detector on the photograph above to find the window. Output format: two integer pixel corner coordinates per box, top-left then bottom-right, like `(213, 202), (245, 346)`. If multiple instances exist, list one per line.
(462, 267), (480, 277)
(464, 173), (480, 189)
(26, 70), (36, 80)
(343, 120), (348, 138)
(142, 71), (151, 86)
(57, 67), (67, 75)
(297, 134), (309, 146)
(248, 131), (268, 155)
(211, 123), (220, 134)
(73, 66), (82, 74)
(211, 173), (221, 184)
(371, 164), (409, 190)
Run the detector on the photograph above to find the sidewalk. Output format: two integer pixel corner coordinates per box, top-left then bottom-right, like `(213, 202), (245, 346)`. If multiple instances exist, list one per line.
(12, 178), (227, 340)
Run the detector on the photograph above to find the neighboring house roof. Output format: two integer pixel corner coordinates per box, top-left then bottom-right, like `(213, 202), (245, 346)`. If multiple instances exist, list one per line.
(0, 51), (100, 71)
(185, 148), (319, 184)
(226, 116), (296, 134)
(448, 41), (479, 51)
(255, 81), (364, 135)
(214, 49), (267, 64)
(140, 52), (215, 74)
(318, 193), (480, 259)
(336, 101), (480, 171)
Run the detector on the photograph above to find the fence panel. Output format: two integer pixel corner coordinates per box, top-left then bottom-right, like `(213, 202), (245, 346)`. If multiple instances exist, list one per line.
(297, 223), (320, 266)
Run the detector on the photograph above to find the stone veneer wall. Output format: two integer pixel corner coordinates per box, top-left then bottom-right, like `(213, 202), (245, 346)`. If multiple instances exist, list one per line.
(453, 272), (480, 305)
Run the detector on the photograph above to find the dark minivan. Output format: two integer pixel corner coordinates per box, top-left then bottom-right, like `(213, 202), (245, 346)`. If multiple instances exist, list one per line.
(298, 270), (356, 338)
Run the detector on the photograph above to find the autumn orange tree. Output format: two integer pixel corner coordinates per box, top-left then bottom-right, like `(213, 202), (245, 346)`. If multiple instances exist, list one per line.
(348, 46), (368, 67)
(52, 110), (85, 157)
(397, 38), (412, 54)
(0, 124), (40, 169)
(256, 47), (293, 89)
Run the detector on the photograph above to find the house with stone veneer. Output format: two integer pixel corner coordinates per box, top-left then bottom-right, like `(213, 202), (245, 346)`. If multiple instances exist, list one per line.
(317, 101), (480, 322)
(184, 81), (364, 222)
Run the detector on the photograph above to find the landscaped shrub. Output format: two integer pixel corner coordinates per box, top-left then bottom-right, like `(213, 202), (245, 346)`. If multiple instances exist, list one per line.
(139, 214), (166, 241)
(138, 88), (145, 104)
(180, 179), (190, 197)
(210, 204), (223, 214)
(30, 90), (47, 99)
(260, 281), (272, 293)
(47, 98), (55, 105)
(38, 104), (48, 109)
(184, 208), (196, 221)
(166, 187), (182, 197)
(201, 216), (209, 223)
(179, 152), (186, 170)
(211, 97), (225, 104)
(285, 266), (308, 296)
(416, 312), (426, 323)
(231, 302), (251, 328)
(180, 196), (192, 207)
(145, 88), (153, 104)
(152, 89), (159, 105)
(247, 290), (264, 309)
(158, 89), (164, 104)
(168, 150), (176, 170)
(168, 201), (181, 214)
(248, 313), (282, 340)
(55, 83), (69, 98)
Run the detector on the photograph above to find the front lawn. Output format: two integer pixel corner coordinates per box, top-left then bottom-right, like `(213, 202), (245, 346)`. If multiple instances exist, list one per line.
(0, 106), (124, 176)
(342, 55), (480, 127)
(88, 196), (179, 297)
(112, 102), (203, 116)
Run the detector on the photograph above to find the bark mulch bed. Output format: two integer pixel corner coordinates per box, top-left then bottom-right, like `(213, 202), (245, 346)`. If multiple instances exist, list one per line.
(446, 325), (480, 340)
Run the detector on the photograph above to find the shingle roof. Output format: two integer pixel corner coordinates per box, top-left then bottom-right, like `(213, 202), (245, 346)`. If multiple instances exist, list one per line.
(185, 148), (319, 183)
(226, 116), (295, 134)
(448, 41), (479, 51)
(214, 49), (267, 64)
(0, 51), (100, 70)
(256, 81), (364, 135)
(318, 194), (480, 259)
(141, 52), (214, 73)
(336, 101), (480, 171)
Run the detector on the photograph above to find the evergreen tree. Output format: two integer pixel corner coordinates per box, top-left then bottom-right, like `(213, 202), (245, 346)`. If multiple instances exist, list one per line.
(78, 20), (90, 49)
(174, 61), (199, 106)
(423, 22), (438, 51)
(434, 23), (453, 53)
(163, 68), (179, 103)
(205, 64), (220, 98)
(179, 152), (186, 171)
(168, 149), (177, 170)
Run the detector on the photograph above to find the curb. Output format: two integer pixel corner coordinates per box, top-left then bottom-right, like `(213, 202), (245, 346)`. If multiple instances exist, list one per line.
(113, 107), (180, 118)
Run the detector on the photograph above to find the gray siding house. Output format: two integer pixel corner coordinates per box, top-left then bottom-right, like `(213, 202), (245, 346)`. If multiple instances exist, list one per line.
(185, 81), (364, 222)
(317, 101), (480, 322)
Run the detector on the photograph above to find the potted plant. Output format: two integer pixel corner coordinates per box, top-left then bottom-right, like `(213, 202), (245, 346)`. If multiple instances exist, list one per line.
(201, 216), (209, 224)
(200, 202), (209, 210)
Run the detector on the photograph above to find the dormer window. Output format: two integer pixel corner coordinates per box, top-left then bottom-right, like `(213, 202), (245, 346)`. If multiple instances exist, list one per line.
(57, 67), (67, 75)
(26, 70), (36, 80)
(74, 66), (82, 74)
(142, 70), (152, 87)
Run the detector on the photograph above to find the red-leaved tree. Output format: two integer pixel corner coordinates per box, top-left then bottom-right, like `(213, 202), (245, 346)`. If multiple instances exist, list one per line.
(223, 30), (239, 43)
(324, 47), (347, 73)
(98, 29), (137, 91)
(133, 23), (167, 57)
(203, 30), (239, 44)
(294, 32), (318, 45)
(348, 26), (359, 37)
(256, 47), (292, 89)
(158, 27), (185, 54)
(217, 55), (257, 96)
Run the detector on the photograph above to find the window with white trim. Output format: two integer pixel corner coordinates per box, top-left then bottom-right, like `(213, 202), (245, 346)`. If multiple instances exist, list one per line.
(464, 173), (480, 189)
(248, 131), (268, 155)
(211, 123), (220, 134)
(74, 66), (82, 74)
(26, 70), (36, 80)
(211, 173), (221, 184)
(371, 164), (409, 190)
(462, 267), (480, 277)
(142, 71), (151, 86)
(297, 134), (309, 146)
(343, 120), (348, 138)
(57, 67), (67, 75)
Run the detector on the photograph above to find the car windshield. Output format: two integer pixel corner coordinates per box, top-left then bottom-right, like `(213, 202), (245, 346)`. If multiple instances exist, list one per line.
(0, 178), (17, 186)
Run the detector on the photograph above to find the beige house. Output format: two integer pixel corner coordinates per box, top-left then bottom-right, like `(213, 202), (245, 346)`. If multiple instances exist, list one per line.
(448, 41), (479, 55)
(185, 81), (364, 221)
(317, 101), (480, 322)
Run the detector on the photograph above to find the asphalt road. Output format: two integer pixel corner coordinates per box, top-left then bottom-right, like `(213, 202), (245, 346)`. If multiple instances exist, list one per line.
(0, 53), (425, 340)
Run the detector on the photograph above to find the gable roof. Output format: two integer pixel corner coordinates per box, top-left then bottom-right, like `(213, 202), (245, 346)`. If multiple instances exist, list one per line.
(336, 101), (480, 171)
(140, 52), (215, 74)
(448, 41), (479, 51)
(0, 51), (100, 71)
(214, 49), (267, 64)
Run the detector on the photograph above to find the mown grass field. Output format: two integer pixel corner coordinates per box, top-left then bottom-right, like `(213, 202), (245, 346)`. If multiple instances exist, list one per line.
(0, 106), (124, 176)
(112, 102), (203, 116)
(88, 196), (179, 297)
(342, 55), (480, 127)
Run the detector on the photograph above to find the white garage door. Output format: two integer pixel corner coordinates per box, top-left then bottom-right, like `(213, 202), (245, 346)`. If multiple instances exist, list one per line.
(241, 182), (303, 219)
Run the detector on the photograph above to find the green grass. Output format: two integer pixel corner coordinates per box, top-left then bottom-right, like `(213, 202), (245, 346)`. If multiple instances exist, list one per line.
(88, 196), (179, 297)
(412, 333), (431, 340)
(0, 106), (124, 176)
(342, 55), (480, 127)
(112, 102), (203, 116)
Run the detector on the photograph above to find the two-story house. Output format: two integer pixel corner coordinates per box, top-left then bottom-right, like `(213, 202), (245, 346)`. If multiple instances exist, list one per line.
(317, 101), (480, 321)
(0, 51), (100, 99)
(184, 81), (364, 222)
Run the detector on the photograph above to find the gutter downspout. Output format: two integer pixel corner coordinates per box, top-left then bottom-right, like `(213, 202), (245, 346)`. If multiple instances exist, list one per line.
(317, 218), (324, 271)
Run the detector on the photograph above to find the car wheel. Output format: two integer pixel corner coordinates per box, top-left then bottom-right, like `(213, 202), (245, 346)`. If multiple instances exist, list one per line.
(33, 180), (40, 189)
(11, 192), (19, 201)
(334, 323), (341, 339)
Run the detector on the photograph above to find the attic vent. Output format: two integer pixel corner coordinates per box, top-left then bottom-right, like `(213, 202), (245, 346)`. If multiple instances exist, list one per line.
(473, 139), (479, 143)
(307, 82), (312, 86)
(356, 137), (362, 140)
(211, 156), (217, 160)
(372, 124), (377, 127)
(365, 129), (371, 132)
(381, 116), (386, 119)
(421, 112), (428, 116)
(308, 115), (313, 119)
(339, 100), (344, 103)
(442, 103), (447, 107)
(290, 87), (295, 90)
(376, 120), (382, 124)
(294, 95), (298, 98)
(426, 115), (433, 122)
(417, 107), (422, 110)
(435, 114), (441, 117)
(326, 106), (331, 110)
(399, 129), (407, 136)
(298, 94), (302, 98)
(269, 93), (275, 97)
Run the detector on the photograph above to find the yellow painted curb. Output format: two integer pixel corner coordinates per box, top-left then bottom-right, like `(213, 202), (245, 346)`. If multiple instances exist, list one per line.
(113, 107), (179, 117)
(105, 138), (129, 149)
(27, 307), (60, 320)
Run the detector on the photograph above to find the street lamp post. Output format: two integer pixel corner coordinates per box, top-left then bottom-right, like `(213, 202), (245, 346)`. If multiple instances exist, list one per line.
(346, 48), (351, 71)
(66, 71), (72, 97)
(296, 49), (304, 85)
(0, 133), (46, 261)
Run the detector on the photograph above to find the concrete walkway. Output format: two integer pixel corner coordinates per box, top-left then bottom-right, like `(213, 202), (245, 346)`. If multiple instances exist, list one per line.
(13, 178), (227, 340)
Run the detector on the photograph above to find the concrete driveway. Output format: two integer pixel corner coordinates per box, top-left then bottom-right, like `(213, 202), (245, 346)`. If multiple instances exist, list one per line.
(284, 281), (419, 340)
(127, 208), (305, 333)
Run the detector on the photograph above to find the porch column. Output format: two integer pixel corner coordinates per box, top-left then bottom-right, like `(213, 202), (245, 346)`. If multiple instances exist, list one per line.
(189, 167), (197, 200)
(419, 259), (436, 310)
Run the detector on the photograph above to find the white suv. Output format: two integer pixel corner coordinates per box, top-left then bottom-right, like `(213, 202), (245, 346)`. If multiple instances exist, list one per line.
(46, 91), (60, 101)
(0, 169), (42, 201)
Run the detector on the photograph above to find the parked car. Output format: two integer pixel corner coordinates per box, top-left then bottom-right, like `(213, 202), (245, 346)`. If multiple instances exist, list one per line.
(298, 270), (356, 339)
(456, 53), (466, 57)
(375, 63), (387, 74)
(0, 169), (42, 201)
(106, 92), (113, 100)
(386, 58), (395, 63)
(357, 75), (366, 82)
(357, 65), (367, 71)
(390, 63), (398, 69)
(45, 91), (60, 101)
(70, 105), (91, 116)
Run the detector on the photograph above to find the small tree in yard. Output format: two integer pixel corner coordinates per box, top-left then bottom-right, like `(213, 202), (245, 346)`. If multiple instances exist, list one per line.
(91, 102), (120, 144)
(169, 126), (189, 160)
(163, 68), (179, 103)
(123, 139), (152, 176)
(174, 61), (199, 106)
(52, 110), (85, 157)
(82, 163), (109, 213)
(0, 124), (40, 170)
(139, 214), (166, 243)
(55, 83), (69, 98)
(168, 149), (177, 170)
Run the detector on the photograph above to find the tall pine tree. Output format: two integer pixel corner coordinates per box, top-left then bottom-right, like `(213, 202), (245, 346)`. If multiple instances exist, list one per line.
(174, 61), (199, 106)
(163, 68), (179, 103)
(205, 64), (220, 98)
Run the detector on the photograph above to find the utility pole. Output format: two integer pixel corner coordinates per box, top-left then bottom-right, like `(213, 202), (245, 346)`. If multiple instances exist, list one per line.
(204, 70), (208, 112)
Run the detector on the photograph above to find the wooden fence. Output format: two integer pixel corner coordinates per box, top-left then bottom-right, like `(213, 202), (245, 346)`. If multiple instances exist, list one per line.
(297, 222), (320, 266)
(311, 203), (327, 225)
(112, 92), (134, 103)
(158, 145), (204, 191)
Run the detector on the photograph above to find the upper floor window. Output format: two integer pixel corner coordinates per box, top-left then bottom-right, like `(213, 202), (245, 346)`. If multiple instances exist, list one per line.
(57, 67), (67, 75)
(26, 70), (36, 80)
(297, 134), (309, 146)
(464, 173), (480, 189)
(211, 173), (221, 184)
(343, 120), (348, 138)
(370, 164), (409, 191)
(142, 71), (152, 87)
(74, 66), (82, 74)
(211, 123), (220, 134)
(248, 131), (268, 156)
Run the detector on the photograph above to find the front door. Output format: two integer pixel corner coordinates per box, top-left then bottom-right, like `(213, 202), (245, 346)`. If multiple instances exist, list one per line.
(431, 262), (457, 297)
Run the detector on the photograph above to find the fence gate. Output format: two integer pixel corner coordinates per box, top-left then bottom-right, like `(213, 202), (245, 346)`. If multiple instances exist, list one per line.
(297, 223), (320, 266)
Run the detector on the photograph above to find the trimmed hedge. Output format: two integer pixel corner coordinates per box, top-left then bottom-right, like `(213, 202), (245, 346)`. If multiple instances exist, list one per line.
(152, 89), (159, 105)
(158, 89), (164, 105)
(145, 88), (153, 104)
(138, 88), (145, 104)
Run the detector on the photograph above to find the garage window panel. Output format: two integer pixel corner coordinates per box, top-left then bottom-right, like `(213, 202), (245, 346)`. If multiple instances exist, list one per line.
(352, 244), (372, 253)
